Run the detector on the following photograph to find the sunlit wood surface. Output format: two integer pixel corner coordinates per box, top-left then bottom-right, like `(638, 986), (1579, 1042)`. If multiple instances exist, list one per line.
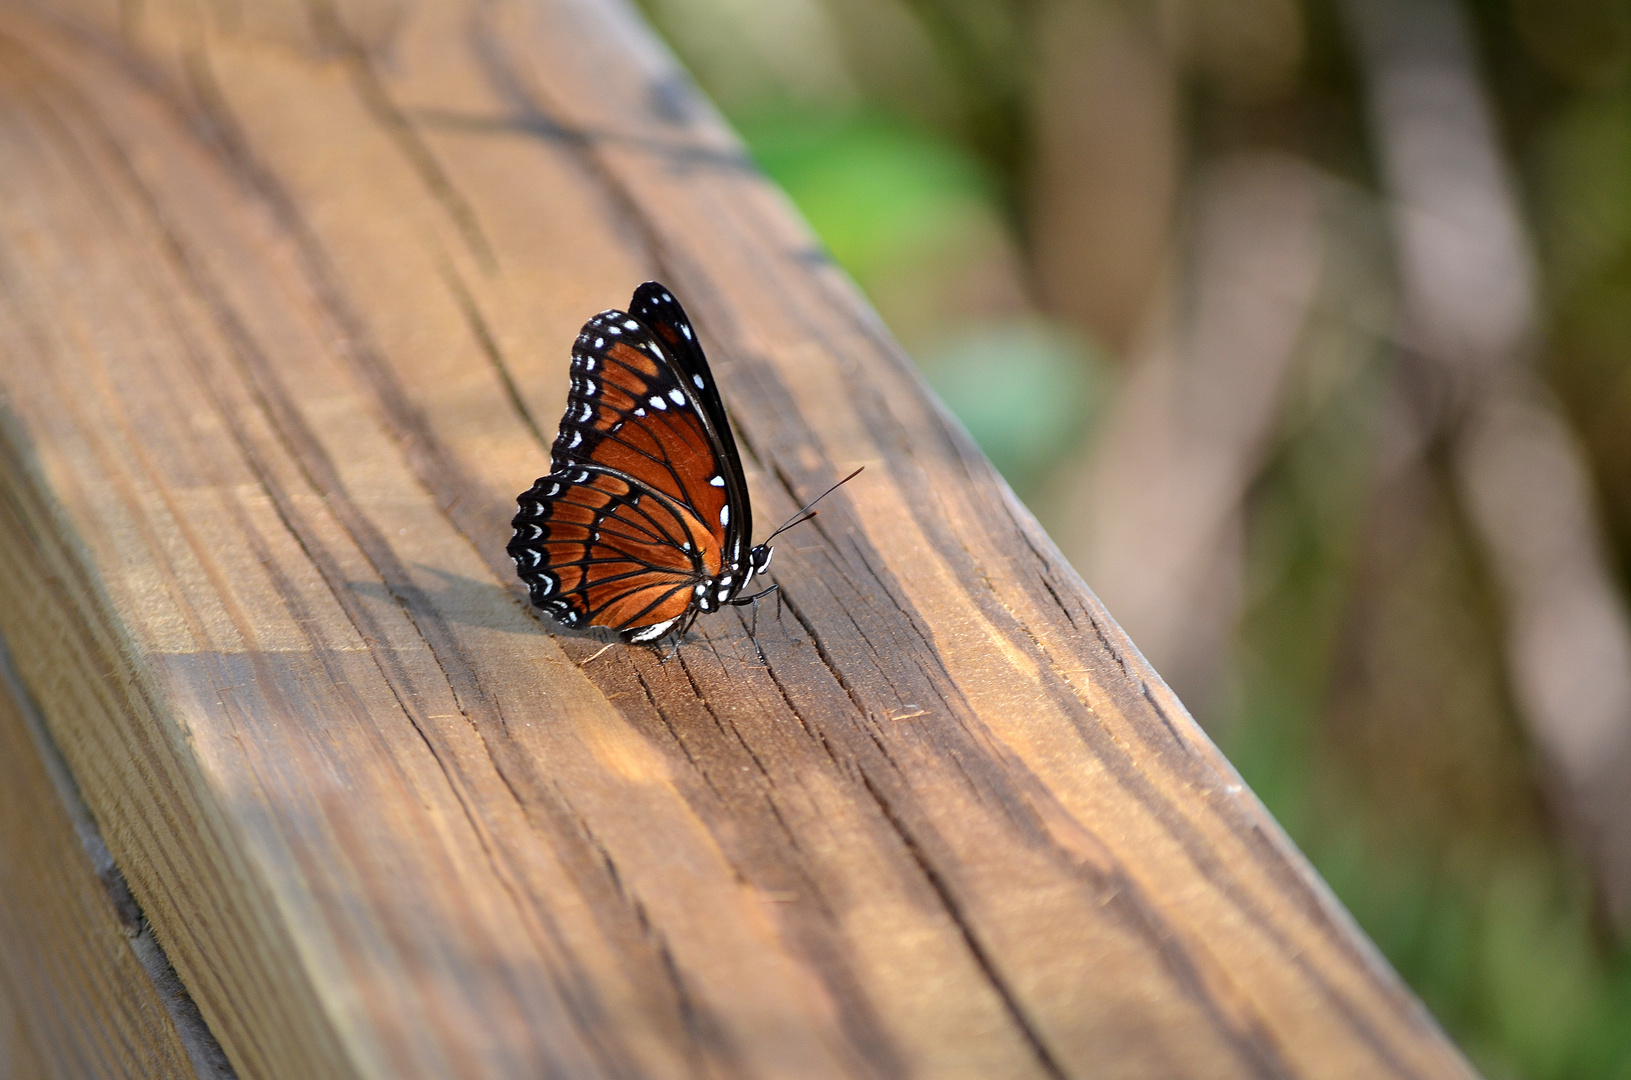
(0, 1), (1482, 1077)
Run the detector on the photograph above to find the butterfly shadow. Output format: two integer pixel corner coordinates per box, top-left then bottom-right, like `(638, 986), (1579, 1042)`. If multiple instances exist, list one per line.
(344, 565), (616, 644)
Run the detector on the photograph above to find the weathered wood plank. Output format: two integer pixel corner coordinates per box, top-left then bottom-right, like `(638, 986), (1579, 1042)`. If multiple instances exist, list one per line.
(0, 642), (204, 1080)
(0, 1), (1479, 1078)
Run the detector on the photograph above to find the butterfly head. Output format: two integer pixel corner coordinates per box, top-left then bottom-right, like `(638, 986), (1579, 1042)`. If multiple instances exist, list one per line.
(749, 543), (774, 577)
(747, 466), (865, 584)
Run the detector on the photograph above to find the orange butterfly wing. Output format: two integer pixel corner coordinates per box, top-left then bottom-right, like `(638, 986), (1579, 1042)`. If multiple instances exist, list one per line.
(510, 302), (742, 641)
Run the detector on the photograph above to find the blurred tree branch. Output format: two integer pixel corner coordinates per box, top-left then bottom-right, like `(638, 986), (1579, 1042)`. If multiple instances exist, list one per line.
(1051, 153), (1326, 709)
(1343, 0), (1631, 937)
(1028, 0), (1179, 353)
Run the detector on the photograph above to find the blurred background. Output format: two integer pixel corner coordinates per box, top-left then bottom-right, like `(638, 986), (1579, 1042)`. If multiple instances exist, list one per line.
(632, 0), (1631, 1074)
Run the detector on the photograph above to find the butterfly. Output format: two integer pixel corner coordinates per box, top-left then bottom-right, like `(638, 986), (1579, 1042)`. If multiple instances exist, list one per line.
(508, 281), (859, 650)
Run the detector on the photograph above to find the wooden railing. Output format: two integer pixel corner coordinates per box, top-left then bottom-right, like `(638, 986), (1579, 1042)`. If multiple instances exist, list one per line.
(0, 1), (1480, 1077)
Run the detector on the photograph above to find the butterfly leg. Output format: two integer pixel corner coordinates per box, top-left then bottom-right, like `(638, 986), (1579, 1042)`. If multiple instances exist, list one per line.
(729, 584), (780, 608)
(656, 608), (701, 664)
(729, 584), (780, 664)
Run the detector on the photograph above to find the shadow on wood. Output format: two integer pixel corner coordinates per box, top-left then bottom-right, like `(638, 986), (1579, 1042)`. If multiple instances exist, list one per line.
(0, 0), (1479, 1077)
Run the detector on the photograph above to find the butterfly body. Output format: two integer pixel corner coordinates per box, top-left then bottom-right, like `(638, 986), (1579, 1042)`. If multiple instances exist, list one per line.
(508, 283), (776, 644)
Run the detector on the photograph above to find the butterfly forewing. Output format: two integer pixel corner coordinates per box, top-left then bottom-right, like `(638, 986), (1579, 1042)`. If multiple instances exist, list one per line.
(552, 309), (732, 535)
(628, 283), (752, 566)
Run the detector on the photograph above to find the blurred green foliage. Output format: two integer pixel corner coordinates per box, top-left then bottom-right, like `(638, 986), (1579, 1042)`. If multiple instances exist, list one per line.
(743, 111), (993, 286)
(740, 105), (1109, 497)
(915, 320), (1105, 490)
(638, 0), (1631, 1074)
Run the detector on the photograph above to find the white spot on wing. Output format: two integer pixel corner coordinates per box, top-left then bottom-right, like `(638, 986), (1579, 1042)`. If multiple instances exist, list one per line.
(668, 388), (685, 405)
(693, 374), (705, 389)
(649, 396), (668, 411)
(719, 505), (730, 527)
(681, 325), (692, 340)
(628, 618), (678, 643)
(569, 431), (582, 449)
(709, 475), (724, 487)
(624, 319), (639, 330)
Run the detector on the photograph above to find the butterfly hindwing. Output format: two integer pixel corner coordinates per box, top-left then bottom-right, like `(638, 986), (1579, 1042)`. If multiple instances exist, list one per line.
(511, 466), (721, 639)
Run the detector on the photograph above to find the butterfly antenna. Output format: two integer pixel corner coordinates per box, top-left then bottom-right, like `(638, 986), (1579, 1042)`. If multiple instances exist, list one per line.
(762, 466), (865, 545)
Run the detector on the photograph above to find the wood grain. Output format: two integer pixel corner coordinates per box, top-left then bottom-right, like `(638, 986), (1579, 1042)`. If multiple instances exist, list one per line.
(0, 1), (1480, 1077)
(0, 639), (207, 1079)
